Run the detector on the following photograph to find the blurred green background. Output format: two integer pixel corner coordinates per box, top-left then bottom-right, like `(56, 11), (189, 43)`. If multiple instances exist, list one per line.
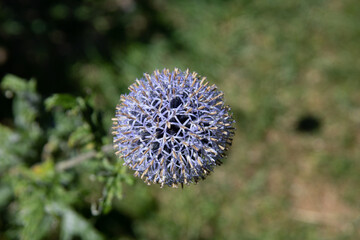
(1, 0), (360, 239)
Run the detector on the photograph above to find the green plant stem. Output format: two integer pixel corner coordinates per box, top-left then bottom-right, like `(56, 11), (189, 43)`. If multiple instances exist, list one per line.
(55, 144), (113, 171)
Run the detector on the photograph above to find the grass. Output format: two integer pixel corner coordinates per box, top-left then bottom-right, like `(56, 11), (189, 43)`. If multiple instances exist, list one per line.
(75, 0), (360, 239)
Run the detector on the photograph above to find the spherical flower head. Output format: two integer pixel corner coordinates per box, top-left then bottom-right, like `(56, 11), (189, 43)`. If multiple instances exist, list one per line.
(112, 68), (235, 188)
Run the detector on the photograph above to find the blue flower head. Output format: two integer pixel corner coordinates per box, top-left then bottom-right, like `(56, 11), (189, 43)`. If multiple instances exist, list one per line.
(112, 68), (234, 188)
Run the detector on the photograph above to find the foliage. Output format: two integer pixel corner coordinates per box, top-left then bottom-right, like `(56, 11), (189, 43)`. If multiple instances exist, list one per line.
(0, 75), (132, 239)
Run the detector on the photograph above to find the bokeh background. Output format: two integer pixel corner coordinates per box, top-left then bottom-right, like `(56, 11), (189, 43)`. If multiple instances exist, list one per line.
(1, 0), (360, 239)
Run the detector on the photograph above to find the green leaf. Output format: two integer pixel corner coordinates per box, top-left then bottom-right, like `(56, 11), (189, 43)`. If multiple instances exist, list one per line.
(94, 159), (133, 214)
(1, 74), (36, 93)
(0, 125), (20, 169)
(0, 185), (12, 208)
(1, 74), (40, 129)
(17, 190), (53, 240)
(68, 124), (93, 148)
(45, 94), (78, 111)
(47, 202), (104, 240)
(30, 160), (55, 182)
(13, 94), (41, 129)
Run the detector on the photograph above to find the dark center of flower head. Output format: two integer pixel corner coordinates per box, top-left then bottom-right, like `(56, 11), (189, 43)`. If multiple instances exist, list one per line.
(112, 68), (235, 188)
(170, 96), (182, 109)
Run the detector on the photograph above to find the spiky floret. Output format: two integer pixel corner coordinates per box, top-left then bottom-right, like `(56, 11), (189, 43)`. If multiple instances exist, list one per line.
(112, 68), (234, 188)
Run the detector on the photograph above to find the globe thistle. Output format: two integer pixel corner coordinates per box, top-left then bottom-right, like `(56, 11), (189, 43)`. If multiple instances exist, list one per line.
(112, 68), (234, 188)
